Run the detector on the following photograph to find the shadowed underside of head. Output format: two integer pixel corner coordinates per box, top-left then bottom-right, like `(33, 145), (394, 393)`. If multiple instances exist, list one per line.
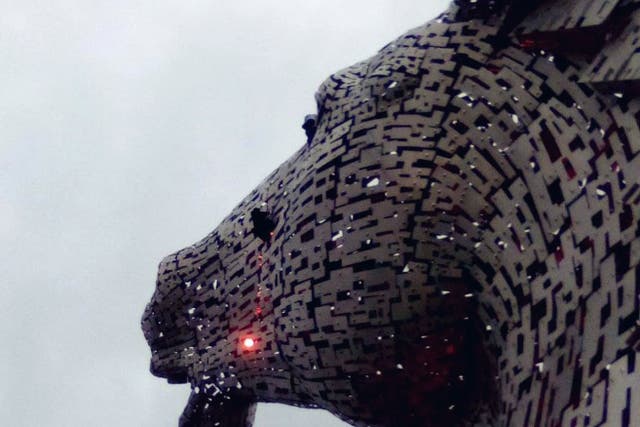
(142, 1), (640, 425)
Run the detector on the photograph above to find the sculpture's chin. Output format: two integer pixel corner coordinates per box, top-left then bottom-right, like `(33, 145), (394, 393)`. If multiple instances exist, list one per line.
(142, 300), (198, 384)
(179, 391), (257, 427)
(147, 336), (197, 384)
(150, 360), (189, 384)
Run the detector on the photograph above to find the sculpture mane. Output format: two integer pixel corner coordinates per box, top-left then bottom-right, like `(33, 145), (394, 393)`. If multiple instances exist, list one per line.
(142, 1), (640, 425)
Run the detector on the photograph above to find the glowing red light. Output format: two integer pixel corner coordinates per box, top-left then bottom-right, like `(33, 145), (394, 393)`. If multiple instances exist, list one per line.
(519, 38), (536, 49)
(243, 337), (255, 349)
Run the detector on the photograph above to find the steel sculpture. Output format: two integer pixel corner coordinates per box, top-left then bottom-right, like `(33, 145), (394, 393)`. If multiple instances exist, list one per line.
(142, 1), (640, 425)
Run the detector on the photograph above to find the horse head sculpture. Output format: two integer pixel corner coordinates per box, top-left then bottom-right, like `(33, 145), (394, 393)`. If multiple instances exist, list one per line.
(143, 1), (640, 425)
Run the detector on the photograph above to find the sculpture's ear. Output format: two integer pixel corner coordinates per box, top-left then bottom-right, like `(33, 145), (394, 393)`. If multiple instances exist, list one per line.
(179, 392), (256, 427)
(452, 1), (617, 33)
(448, 1), (544, 45)
(452, 0), (511, 21)
(453, 0), (640, 94)
(451, 1), (545, 31)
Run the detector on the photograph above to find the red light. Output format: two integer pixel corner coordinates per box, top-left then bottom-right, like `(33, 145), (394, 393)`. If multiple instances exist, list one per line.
(243, 337), (255, 349)
(519, 38), (536, 49)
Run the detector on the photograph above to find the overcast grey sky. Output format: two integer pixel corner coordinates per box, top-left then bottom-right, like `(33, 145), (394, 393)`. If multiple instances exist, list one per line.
(0, 1), (450, 425)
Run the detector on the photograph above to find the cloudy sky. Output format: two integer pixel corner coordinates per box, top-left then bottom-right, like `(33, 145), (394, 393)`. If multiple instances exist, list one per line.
(1, 1), (449, 425)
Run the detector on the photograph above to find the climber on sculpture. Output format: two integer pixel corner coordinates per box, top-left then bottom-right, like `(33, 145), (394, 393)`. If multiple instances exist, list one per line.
(250, 207), (276, 243)
(142, 1), (640, 426)
(302, 114), (318, 145)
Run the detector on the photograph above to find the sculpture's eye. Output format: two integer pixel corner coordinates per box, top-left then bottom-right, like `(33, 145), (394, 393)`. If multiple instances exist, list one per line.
(302, 114), (318, 144)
